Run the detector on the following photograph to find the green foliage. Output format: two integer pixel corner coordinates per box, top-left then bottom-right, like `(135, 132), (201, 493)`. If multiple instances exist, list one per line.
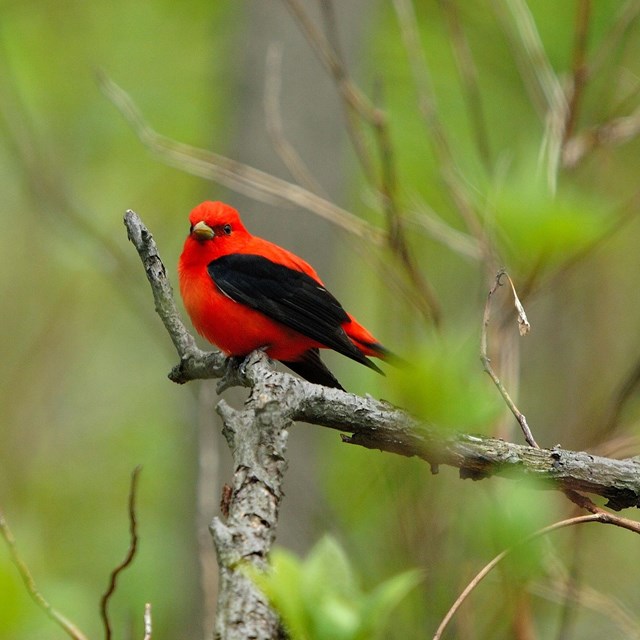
(465, 481), (553, 583)
(249, 537), (421, 640)
(388, 329), (503, 432)
(490, 162), (610, 274)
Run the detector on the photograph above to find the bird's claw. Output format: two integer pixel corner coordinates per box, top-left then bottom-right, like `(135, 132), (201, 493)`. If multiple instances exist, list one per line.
(216, 356), (244, 393)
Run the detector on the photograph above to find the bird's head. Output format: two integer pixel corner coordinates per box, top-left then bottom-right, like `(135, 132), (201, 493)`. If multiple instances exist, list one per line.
(185, 201), (249, 257)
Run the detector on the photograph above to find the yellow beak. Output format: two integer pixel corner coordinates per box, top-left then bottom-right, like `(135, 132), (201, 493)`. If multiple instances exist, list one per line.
(191, 220), (215, 240)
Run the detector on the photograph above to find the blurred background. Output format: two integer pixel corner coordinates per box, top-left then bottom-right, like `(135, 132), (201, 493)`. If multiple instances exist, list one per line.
(2, 1), (640, 638)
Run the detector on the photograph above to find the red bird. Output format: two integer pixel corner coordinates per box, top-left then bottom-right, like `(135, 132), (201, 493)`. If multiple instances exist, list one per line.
(178, 201), (389, 390)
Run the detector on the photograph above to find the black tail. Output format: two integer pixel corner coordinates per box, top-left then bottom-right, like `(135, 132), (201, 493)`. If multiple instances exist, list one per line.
(281, 349), (344, 390)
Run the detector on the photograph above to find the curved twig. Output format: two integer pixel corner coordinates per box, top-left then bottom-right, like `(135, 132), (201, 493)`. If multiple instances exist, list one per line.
(100, 465), (143, 640)
(481, 271), (537, 447)
(432, 513), (622, 640)
(0, 511), (89, 640)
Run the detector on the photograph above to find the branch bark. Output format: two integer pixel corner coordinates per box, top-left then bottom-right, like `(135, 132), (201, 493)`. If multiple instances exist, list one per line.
(211, 394), (289, 640)
(123, 209), (640, 636)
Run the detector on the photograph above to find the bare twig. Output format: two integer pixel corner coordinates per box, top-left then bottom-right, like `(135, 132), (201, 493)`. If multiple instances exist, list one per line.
(281, 0), (379, 123)
(392, 0), (495, 272)
(405, 199), (483, 260)
(264, 43), (327, 195)
(561, 488), (640, 535)
(562, 103), (640, 168)
(143, 603), (152, 640)
(124, 209), (227, 383)
(317, 0), (377, 181)
(585, 0), (640, 82)
(562, 0), (591, 145)
(491, 0), (566, 191)
(439, 0), (492, 169)
(0, 511), (89, 640)
(481, 271), (537, 447)
(100, 465), (143, 640)
(432, 512), (640, 640)
(532, 571), (640, 638)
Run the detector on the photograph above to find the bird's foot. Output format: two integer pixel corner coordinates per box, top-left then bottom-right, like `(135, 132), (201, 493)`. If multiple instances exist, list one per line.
(216, 356), (245, 393)
(216, 348), (272, 393)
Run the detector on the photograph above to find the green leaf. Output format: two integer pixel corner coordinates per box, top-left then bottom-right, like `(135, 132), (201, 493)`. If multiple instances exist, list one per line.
(356, 569), (423, 640)
(491, 163), (609, 274)
(302, 536), (359, 599)
(388, 330), (503, 431)
(247, 549), (309, 640)
(247, 537), (420, 640)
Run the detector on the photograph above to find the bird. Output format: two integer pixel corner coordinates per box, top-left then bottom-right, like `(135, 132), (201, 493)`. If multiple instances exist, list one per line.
(178, 201), (390, 390)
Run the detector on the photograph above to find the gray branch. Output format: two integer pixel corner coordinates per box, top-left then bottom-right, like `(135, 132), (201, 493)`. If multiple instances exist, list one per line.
(124, 209), (640, 637)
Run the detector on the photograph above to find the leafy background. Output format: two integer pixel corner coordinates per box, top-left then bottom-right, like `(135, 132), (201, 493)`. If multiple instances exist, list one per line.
(2, 1), (640, 638)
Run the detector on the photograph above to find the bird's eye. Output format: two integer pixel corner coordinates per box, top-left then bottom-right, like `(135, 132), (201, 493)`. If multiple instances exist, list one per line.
(222, 224), (232, 235)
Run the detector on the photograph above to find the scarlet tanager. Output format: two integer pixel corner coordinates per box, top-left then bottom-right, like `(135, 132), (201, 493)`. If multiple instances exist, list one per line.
(178, 201), (390, 390)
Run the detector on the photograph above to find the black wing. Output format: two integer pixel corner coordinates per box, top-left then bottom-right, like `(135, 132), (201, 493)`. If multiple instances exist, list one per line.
(207, 253), (378, 369)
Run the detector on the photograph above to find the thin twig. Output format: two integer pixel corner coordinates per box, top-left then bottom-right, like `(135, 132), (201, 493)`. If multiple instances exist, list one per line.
(481, 271), (538, 447)
(532, 571), (640, 638)
(281, 0), (379, 123)
(264, 43), (327, 195)
(562, 0), (591, 145)
(432, 513), (629, 640)
(0, 512), (89, 640)
(439, 0), (492, 169)
(143, 603), (152, 640)
(100, 465), (143, 640)
(405, 198), (483, 260)
(562, 488), (640, 534)
(392, 0), (495, 271)
(586, 0), (640, 81)
(492, 0), (567, 191)
(317, 0), (377, 181)
(562, 103), (640, 168)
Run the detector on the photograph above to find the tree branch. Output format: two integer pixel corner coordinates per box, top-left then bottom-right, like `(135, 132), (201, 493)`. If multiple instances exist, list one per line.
(124, 210), (640, 515)
(211, 392), (289, 639)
